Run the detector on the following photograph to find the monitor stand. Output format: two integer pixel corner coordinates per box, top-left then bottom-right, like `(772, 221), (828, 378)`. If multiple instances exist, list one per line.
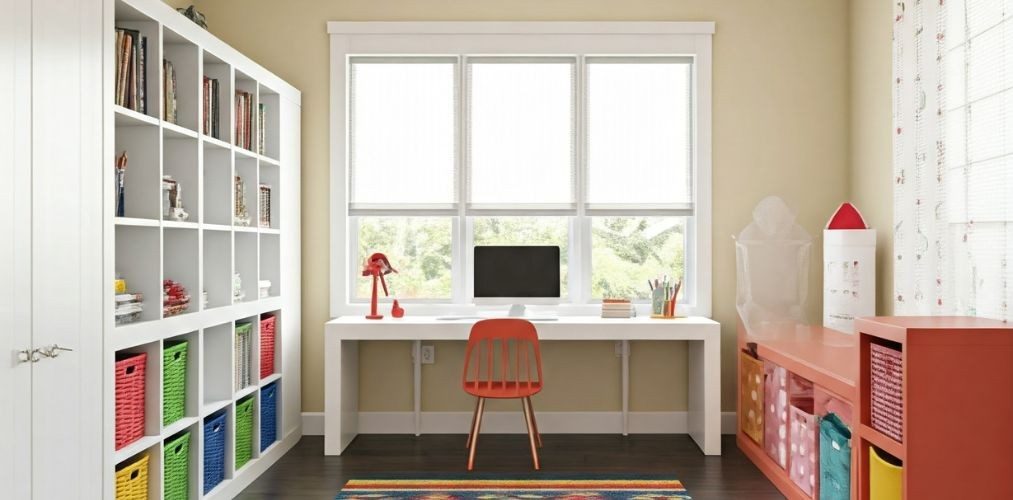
(508, 304), (526, 317)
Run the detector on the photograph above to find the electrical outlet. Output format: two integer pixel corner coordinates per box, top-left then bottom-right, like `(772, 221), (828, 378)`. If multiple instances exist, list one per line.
(421, 345), (435, 364)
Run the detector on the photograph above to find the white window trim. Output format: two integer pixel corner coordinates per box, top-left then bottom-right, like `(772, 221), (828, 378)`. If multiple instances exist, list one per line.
(329, 22), (714, 318)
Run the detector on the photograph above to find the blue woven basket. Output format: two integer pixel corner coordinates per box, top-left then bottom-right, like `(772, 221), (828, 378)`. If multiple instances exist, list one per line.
(261, 382), (278, 451)
(203, 411), (227, 494)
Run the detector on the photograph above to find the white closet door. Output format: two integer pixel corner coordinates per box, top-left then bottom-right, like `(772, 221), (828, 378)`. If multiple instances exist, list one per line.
(0, 0), (33, 497)
(29, 0), (104, 497)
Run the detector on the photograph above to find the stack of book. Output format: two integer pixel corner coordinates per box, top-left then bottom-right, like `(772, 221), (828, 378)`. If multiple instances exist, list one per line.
(235, 90), (254, 150)
(601, 298), (635, 318)
(115, 28), (147, 113)
(202, 76), (220, 138)
(163, 59), (178, 123)
(115, 292), (144, 325)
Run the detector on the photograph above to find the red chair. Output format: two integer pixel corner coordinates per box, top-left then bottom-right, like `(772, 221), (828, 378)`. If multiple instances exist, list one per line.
(462, 318), (544, 470)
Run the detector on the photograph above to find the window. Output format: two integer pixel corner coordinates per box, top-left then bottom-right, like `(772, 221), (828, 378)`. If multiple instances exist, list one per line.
(331, 23), (713, 315)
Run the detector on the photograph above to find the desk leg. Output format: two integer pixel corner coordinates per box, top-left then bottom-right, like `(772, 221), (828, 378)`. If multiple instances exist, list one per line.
(621, 340), (630, 436)
(688, 337), (721, 455)
(325, 337), (359, 455)
(413, 340), (422, 436)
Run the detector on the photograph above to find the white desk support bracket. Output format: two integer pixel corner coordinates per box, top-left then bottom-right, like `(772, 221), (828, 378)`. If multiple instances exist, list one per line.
(621, 339), (630, 436)
(412, 340), (422, 436)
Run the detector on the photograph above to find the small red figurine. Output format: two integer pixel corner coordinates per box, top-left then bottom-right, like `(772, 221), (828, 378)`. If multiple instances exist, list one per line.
(361, 253), (397, 320)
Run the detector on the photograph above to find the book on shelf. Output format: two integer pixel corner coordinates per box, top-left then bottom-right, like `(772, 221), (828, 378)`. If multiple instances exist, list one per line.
(163, 59), (178, 124)
(202, 76), (220, 138)
(114, 28), (147, 114)
(235, 91), (257, 150)
(257, 103), (265, 155)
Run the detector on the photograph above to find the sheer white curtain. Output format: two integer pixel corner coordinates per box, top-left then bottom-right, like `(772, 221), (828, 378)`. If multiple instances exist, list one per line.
(894, 0), (1012, 320)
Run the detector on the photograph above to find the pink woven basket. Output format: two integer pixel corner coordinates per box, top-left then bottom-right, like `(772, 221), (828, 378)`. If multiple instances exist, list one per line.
(260, 315), (276, 379)
(115, 352), (147, 450)
(870, 343), (903, 442)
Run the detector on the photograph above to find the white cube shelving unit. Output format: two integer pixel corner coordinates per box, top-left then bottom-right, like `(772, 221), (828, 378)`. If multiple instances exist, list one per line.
(106, 0), (301, 498)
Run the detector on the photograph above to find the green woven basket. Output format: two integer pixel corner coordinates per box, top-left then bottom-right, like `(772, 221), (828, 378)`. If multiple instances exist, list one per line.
(163, 341), (189, 426)
(235, 397), (255, 470)
(163, 430), (190, 500)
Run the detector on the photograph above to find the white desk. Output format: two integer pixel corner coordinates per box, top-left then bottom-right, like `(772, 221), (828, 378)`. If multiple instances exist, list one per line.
(324, 315), (722, 456)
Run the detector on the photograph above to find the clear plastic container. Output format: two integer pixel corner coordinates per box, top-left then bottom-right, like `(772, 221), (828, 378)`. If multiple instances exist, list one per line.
(735, 196), (813, 340)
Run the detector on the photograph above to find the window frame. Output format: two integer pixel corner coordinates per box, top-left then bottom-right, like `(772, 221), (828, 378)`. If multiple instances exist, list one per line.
(330, 22), (714, 317)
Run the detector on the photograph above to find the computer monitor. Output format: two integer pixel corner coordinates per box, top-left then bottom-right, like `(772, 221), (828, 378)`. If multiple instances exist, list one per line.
(473, 245), (560, 316)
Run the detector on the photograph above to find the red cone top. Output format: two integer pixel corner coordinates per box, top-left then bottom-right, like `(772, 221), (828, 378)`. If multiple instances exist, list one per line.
(826, 202), (868, 229)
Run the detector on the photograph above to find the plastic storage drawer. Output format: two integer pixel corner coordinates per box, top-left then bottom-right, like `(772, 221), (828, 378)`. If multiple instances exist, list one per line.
(819, 413), (852, 500)
(115, 453), (149, 500)
(789, 403), (818, 496)
(763, 360), (789, 469)
(115, 352), (147, 450)
(869, 446), (903, 500)
(203, 411), (227, 494)
(739, 351), (765, 444)
(163, 430), (190, 500)
(235, 396), (255, 470)
(260, 381), (278, 451)
(163, 341), (188, 426)
(260, 315), (276, 379)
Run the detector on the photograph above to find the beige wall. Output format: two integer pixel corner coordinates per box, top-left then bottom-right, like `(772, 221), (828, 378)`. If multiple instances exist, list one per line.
(179, 0), (854, 414)
(850, 0), (894, 315)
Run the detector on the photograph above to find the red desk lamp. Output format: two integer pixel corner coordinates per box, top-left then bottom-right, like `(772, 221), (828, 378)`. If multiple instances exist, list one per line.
(362, 252), (397, 320)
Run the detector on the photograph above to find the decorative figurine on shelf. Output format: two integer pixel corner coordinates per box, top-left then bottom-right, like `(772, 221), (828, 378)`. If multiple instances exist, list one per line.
(163, 279), (191, 317)
(361, 252), (397, 320)
(234, 175), (251, 226)
(162, 175), (190, 222)
(233, 272), (245, 302)
(176, 5), (208, 30)
(259, 183), (272, 228)
(391, 299), (405, 318)
(115, 151), (127, 217)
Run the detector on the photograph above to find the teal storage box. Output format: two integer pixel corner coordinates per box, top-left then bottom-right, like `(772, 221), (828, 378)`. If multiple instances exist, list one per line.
(819, 412), (852, 500)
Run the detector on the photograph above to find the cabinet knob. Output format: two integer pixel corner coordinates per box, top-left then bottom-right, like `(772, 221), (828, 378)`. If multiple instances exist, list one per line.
(16, 349), (39, 364)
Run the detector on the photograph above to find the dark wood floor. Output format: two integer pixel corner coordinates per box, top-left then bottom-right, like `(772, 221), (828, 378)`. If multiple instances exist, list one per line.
(237, 434), (783, 499)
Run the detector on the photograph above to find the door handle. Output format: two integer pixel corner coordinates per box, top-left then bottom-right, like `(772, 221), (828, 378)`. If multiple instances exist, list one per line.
(37, 344), (74, 359)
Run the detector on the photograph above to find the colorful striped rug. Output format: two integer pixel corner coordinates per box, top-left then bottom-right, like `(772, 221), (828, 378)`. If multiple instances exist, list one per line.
(336, 476), (691, 499)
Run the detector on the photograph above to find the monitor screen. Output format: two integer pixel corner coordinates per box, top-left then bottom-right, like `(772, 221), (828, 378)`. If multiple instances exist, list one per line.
(474, 246), (561, 298)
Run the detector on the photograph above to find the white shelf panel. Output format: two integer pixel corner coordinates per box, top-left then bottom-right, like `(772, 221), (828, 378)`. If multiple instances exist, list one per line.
(112, 296), (283, 350)
(203, 223), (232, 232)
(115, 105), (160, 127)
(259, 155), (280, 167)
(115, 217), (160, 227)
(113, 435), (160, 465)
(202, 135), (231, 151)
(235, 384), (257, 400)
(163, 120), (199, 139)
(201, 399), (231, 418)
(259, 228), (280, 235)
(162, 416), (198, 438)
(259, 373), (281, 387)
(235, 146), (258, 160)
(234, 226), (257, 233)
(204, 478), (233, 499)
(163, 220), (199, 230)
